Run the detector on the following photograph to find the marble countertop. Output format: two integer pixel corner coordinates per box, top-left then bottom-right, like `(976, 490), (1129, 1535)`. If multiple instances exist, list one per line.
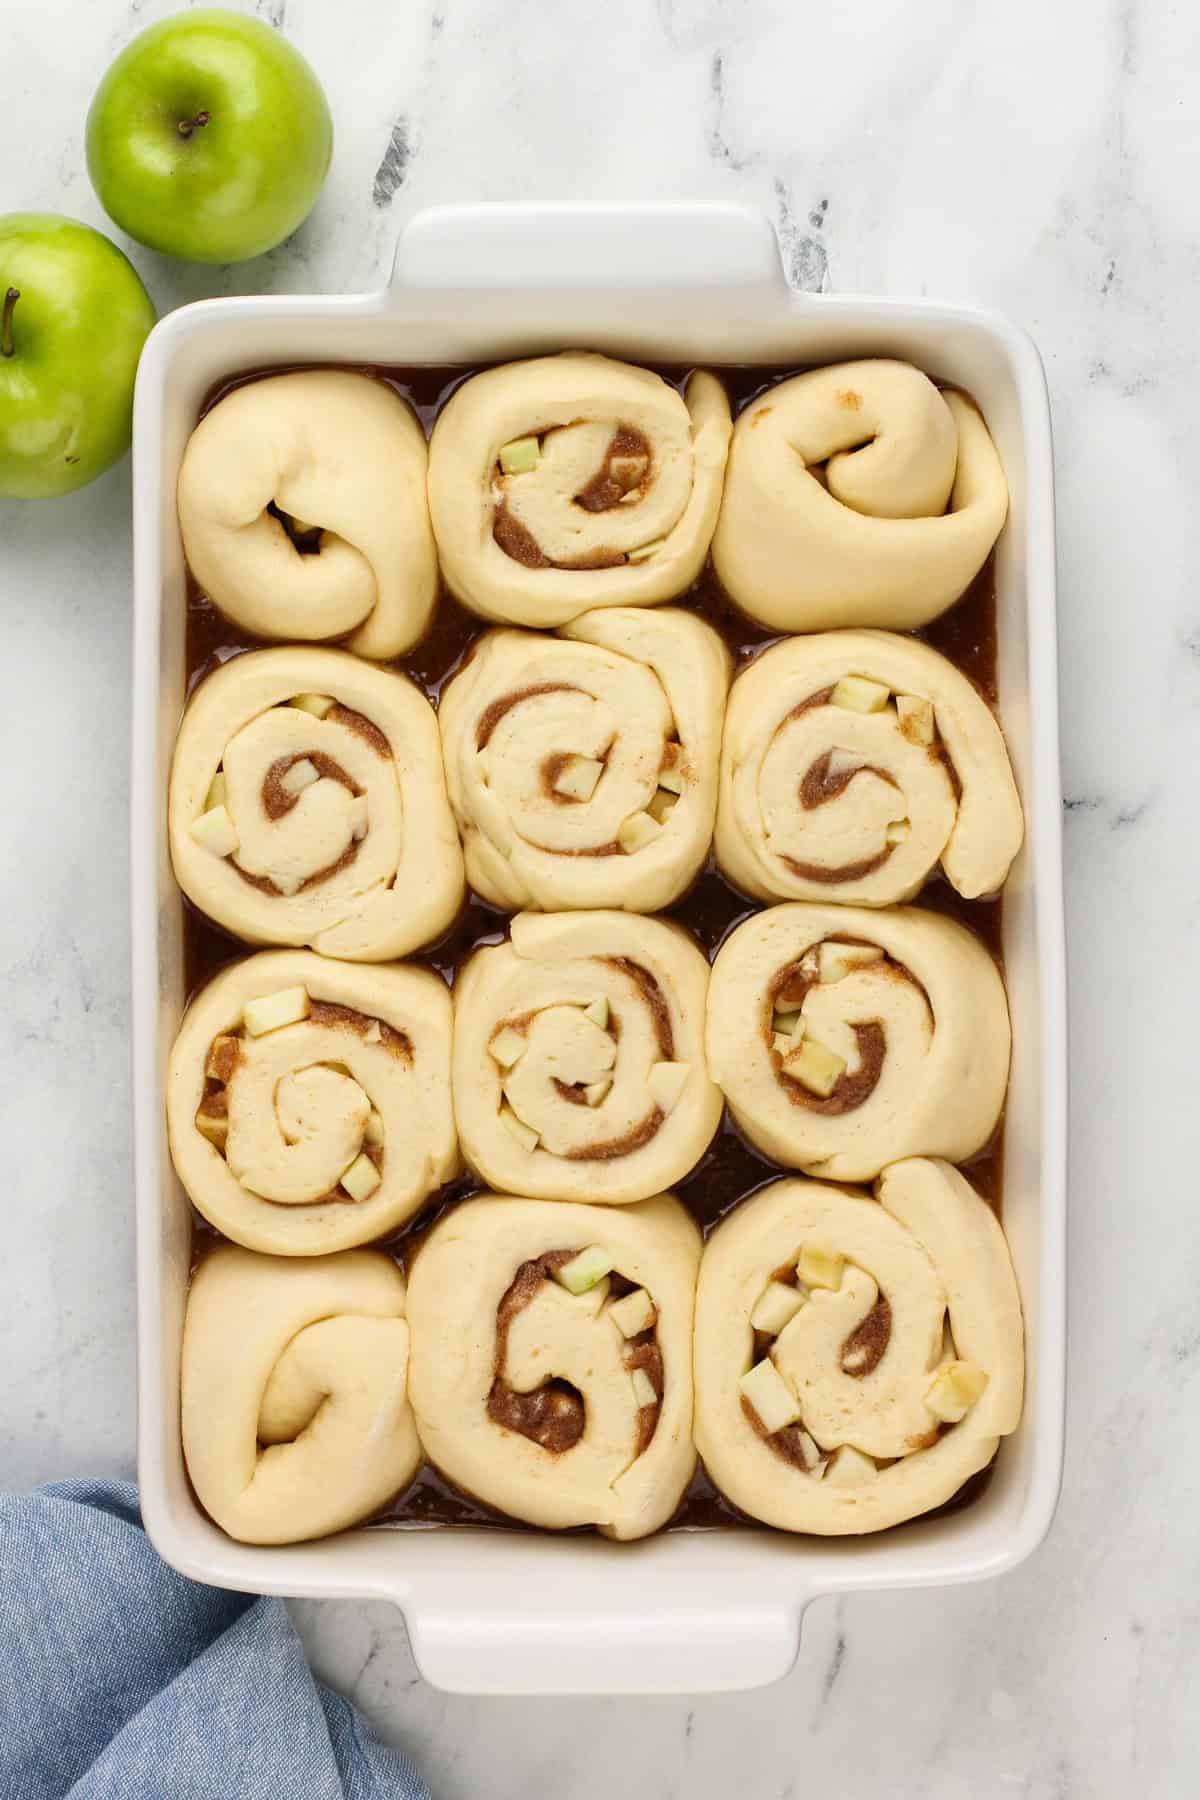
(3, 0), (1195, 1793)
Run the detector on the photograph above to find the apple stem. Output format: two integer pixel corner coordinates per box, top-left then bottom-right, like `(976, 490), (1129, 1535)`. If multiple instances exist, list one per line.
(0, 288), (17, 359)
(177, 110), (211, 139)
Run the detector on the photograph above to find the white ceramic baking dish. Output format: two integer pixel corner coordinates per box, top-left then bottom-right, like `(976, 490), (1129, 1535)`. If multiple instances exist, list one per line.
(130, 203), (1066, 1696)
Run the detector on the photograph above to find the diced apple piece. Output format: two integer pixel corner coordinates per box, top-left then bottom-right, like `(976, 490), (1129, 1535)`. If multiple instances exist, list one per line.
(739, 1358), (802, 1435)
(886, 820), (911, 845)
(647, 1061), (689, 1115)
(796, 1430), (825, 1476)
(657, 746), (684, 794)
(281, 757), (320, 797)
(630, 1366), (659, 1408)
(772, 1008), (804, 1039)
(583, 1077), (612, 1108)
(552, 754), (604, 802)
(750, 1280), (807, 1335)
(243, 986), (310, 1037)
(205, 771), (228, 811)
(363, 1109), (385, 1147)
(340, 1152), (381, 1202)
(205, 1035), (239, 1082)
(830, 674), (889, 714)
(499, 1106), (539, 1153)
(189, 804), (239, 858)
(627, 537), (667, 563)
(825, 1445), (878, 1487)
(489, 1026), (527, 1069)
(555, 1245), (615, 1295)
(646, 787), (678, 824)
(499, 436), (540, 475)
(925, 1360), (989, 1424)
(609, 1287), (656, 1337)
(786, 1038), (846, 1098)
(291, 693), (335, 718)
(617, 810), (661, 853)
(818, 941), (884, 984)
(797, 1245), (844, 1291)
(273, 872), (304, 897)
(364, 1020), (382, 1045)
(773, 1032), (797, 1057)
(194, 1109), (228, 1148)
(896, 694), (935, 745)
(347, 795), (369, 840)
(610, 453), (649, 490)
(584, 996), (609, 1029)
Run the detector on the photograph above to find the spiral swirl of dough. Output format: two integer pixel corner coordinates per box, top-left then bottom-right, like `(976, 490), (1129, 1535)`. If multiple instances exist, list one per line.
(182, 1245), (421, 1544)
(177, 371), (438, 658)
(439, 607), (729, 911)
(167, 950), (458, 1254)
(406, 1192), (700, 1538)
(453, 912), (721, 1203)
(712, 361), (1008, 632)
(169, 647), (464, 960)
(427, 353), (732, 626)
(693, 1162), (1023, 1534)
(715, 630), (1022, 906)
(706, 903), (1009, 1181)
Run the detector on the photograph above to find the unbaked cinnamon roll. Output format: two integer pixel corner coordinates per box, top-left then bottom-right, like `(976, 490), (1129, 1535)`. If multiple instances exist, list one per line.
(716, 630), (1022, 905)
(693, 1161), (1024, 1534)
(183, 1244), (421, 1544)
(706, 903), (1009, 1180)
(406, 1192), (700, 1537)
(427, 353), (731, 625)
(453, 911), (721, 1203)
(438, 607), (729, 911)
(169, 647), (464, 959)
(712, 361), (1008, 632)
(177, 371), (437, 658)
(167, 950), (458, 1254)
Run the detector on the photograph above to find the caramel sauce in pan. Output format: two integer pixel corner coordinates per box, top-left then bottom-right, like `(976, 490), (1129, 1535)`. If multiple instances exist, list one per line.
(181, 361), (1005, 1537)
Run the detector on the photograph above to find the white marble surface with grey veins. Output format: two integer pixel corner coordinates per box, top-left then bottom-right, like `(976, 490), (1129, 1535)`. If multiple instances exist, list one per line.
(3, 0), (1197, 1794)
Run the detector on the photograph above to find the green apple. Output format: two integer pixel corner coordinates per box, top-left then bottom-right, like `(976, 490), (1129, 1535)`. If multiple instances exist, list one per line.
(0, 214), (156, 500)
(85, 9), (333, 265)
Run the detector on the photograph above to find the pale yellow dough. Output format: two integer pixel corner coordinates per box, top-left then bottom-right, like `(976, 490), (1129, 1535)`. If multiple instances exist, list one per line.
(406, 1192), (700, 1538)
(439, 607), (730, 910)
(177, 370), (437, 658)
(427, 353), (732, 625)
(693, 1163), (1024, 1534)
(716, 630), (1023, 905)
(167, 949), (459, 1254)
(454, 911), (722, 1203)
(712, 360), (1008, 632)
(169, 647), (464, 959)
(706, 903), (1010, 1180)
(182, 1245), (421, 1544)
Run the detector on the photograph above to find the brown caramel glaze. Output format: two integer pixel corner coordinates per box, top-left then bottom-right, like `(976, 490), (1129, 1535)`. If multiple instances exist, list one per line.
(182, 359), (1005, 1537)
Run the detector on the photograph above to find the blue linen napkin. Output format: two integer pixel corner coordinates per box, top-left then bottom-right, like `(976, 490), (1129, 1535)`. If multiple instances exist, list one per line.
(0, 1479), (430, 1800)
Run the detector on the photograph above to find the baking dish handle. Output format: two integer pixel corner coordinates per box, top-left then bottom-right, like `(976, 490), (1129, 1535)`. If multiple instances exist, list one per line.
(388, 202), (789, 300)
(403, 1595), (804, 1695)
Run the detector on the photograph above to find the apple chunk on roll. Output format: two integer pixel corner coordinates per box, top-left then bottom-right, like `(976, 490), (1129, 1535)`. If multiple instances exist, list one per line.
(439, 605), (729, 912)
(169, 646), (464, 960)
(167, 949), (458, 1254)
(707, 903), (1010, 1182)
(716, 629), (1023, 907)
(453, 911), (722, 1204)
(694, 1162), (1024, 1534)
(407, 1192), (700, 1538)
